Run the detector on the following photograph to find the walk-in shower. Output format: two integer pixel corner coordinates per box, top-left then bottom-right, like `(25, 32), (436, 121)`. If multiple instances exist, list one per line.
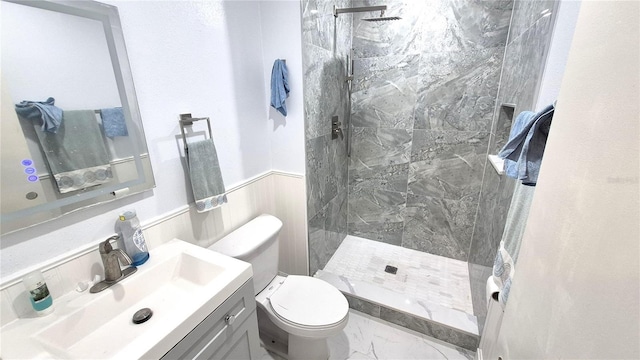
(303, 0), (558, 351)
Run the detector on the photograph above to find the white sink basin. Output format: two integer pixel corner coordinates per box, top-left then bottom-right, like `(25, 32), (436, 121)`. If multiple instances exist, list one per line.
(0, 239), (253, 359)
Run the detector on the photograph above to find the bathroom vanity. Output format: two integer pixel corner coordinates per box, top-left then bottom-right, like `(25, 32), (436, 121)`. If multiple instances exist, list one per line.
(162, 280), (259, 359)
(0, 240), (261, 359)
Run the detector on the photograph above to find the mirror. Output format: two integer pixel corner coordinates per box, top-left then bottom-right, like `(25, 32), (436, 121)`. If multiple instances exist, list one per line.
(0, 0), (155, 235)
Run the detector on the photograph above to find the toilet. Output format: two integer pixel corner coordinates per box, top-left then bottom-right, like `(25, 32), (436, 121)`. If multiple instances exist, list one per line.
(208, 214), (349, 360)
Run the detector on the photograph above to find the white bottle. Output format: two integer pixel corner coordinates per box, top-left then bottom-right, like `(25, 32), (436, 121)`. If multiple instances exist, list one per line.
(115, 210), (149, 266)
(23, 270), (53, 316)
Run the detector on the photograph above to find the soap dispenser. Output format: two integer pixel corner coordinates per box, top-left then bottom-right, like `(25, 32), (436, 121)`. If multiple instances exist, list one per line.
(23, 270), (53, 316)
(115, 209), (149, 266)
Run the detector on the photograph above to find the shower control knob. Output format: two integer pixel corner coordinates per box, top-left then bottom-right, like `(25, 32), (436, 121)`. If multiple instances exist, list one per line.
(332, 127), (344, 140)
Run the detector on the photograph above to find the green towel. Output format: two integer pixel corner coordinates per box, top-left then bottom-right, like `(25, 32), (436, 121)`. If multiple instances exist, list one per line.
(187, 139), (226, 212)
(35, 110), (112, 193)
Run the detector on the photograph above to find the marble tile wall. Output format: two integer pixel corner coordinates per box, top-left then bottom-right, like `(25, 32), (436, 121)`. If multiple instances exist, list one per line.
(469, 1), (558, 267)
(347, 0), (513, 261)
(468, 0), (558, 329)
(302, 0), (352, 275)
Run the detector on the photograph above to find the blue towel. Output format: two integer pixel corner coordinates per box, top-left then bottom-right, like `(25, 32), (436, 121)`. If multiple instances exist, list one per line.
(502, 111), (536, 179)
(100, 107), (128, 137)
(14, 97), (63, 133)
(498, 104), (555, 185)
(270, 59), (290, 116)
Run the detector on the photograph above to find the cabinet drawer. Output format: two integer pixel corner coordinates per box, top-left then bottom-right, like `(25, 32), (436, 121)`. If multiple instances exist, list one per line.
(162, 279), (258, 360)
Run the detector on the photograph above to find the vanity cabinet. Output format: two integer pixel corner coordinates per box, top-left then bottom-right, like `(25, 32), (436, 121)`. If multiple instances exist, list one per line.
(162, 279), (260, 360)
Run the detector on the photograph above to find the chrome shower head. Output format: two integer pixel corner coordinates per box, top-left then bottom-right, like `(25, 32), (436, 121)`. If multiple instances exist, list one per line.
(362, 16), (401, 21)
(362, 9), (401, 22)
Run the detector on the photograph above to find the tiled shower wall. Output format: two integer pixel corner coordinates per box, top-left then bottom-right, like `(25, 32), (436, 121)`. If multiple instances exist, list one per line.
(302, 0), (352, 275)
(469, 0), (558, 268)
(347, 0), (512, 261)
(469, 0), (558, 326)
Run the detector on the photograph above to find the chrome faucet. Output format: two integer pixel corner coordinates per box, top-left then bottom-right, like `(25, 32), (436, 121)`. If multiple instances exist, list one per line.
(90, 236), (137, 293)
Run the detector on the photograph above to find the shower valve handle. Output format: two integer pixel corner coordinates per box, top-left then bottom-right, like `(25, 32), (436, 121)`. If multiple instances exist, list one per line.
(331, 116), (343, 140)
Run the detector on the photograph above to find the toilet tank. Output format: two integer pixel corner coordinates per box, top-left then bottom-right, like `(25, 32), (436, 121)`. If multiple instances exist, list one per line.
(208, 214), (283, 294)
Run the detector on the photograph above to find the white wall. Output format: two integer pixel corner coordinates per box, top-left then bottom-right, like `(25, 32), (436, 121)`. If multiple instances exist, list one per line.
(259, 0), (306, 174)
(494, 1), (639, 358)
(535, 0), (581, 110)
(1, 1), (120, 109)
(0, 1), (307, 281)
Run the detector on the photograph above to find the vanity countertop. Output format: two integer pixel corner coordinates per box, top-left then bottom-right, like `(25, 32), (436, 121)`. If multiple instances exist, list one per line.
(0, 239), (252, 359)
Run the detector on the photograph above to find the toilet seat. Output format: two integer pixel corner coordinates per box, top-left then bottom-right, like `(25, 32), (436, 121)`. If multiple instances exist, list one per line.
(262, 275), (349, 337)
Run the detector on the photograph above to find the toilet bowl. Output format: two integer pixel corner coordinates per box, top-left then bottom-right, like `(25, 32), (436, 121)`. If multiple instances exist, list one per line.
(256, 275), (348, 359)
(258, 275), (349, 337)
(207, 214), (349, 360)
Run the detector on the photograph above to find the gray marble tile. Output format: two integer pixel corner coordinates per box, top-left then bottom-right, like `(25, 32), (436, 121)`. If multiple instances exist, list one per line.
(491, 104), (516, 154)
(308, 190), (348, 275)
(308, 209), (328, 276)
(466, 4), (555, 269)
(508, 0), (556, 44)
(348, 127), (412, 194)
(306, 134), (334, 220)
(402, 194), (476, 261)
(349, 127), (413, 168)
(352, 0), (429, 58)
(352, 54), (419, 93)
(347, 187), (406, 246)
(379, 307), (480, 351)
(467, 263), (493, 334)
(408, 130), (489, 201)
(350, 55), (419, 129)
(414, 47), (504, 132)
(344, 294), (381, 318)
(498, 14), (553, 111)
(306, 132), (348, 220)
(349, 163), (409, 194)
(326, 189), (348, 244)
(468, 167), (501, 267)
(421, 0), (512, 53)
(303, 46), (349, 140)
(351, 86), (417, 129)
(353, 0), (511, 57)
(492, 175), (517, 243)
(302, 0), (352, 54)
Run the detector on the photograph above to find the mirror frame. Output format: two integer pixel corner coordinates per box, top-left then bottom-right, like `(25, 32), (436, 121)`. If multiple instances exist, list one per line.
(1, 0), (155, 235)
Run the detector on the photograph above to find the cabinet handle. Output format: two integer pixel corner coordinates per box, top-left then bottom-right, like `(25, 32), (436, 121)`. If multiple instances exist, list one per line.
(225, 314), (236, 325)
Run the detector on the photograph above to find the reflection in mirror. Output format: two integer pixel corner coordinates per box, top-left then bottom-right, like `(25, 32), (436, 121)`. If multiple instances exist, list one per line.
(0, 0), (155, 235)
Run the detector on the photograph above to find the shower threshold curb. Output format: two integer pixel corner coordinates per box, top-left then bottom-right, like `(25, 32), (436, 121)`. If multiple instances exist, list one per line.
(316, 270), (480, 351)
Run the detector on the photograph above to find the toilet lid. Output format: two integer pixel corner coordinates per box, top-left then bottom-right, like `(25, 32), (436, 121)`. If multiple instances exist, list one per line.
(269, 276), (348, 327)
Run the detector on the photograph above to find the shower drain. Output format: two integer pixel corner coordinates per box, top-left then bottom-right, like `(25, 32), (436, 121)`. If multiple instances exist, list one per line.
(384, 265), (398, 274)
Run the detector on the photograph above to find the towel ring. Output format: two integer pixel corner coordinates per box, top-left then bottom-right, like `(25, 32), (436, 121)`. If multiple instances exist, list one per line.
(179, 113), (213, 155)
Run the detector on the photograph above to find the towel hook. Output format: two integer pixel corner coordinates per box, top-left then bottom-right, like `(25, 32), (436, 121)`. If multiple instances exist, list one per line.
(179, 113), (212, 155)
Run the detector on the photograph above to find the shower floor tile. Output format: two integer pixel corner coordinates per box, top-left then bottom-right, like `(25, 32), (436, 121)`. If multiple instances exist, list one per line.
(324, 235), (474, 314)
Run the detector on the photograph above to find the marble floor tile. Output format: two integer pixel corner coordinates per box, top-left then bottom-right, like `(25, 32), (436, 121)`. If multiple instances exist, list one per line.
(324, 236), (473, 314)
(258, 310), (475, 360)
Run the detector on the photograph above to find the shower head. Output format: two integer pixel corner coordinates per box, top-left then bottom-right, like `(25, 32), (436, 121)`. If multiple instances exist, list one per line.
(362, 16), (401, 21)
(362, 9), (401, 22)
(334, 5), (401, 22)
